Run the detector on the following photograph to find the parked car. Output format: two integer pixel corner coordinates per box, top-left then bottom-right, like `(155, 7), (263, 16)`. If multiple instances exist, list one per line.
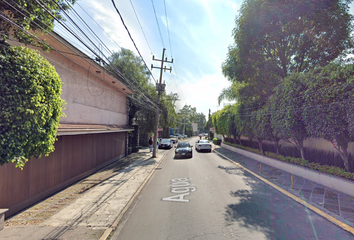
(170, 137), (178, 144)
(175, 134), (183, 139)
(174, 142), (193, 159)
(159, 138), (172, 149)
(195, 139), (212, 152)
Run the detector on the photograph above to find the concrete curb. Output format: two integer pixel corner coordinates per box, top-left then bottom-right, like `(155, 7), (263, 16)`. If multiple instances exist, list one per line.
(0, 209), (8, 231)
(221, 143), (354, 197)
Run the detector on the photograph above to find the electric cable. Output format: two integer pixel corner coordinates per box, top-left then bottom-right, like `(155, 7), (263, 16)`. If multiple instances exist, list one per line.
(163, 0), (173, 58)
(150, 0), (165, 48)
(0, 6), (162, 112)
(128, 0), (153, 54)
(110, 0), (158, 83)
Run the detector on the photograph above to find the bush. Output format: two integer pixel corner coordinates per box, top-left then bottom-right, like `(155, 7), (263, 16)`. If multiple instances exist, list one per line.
(0, 46), (65, 168)
(213, 138), (222, 145)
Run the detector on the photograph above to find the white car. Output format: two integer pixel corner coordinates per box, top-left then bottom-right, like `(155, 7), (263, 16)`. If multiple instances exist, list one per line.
(195, 139), (212, 152)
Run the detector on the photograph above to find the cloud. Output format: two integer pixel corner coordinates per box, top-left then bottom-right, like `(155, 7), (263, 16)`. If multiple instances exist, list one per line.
(172, 71), (232, 116)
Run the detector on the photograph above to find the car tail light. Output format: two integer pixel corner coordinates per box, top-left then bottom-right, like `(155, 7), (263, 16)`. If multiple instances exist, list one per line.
(199, 145), (201, 147)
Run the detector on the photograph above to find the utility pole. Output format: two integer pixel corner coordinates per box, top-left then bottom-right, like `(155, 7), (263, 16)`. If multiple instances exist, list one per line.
(207, 109), (211, 140)
(151, 48), (173, 158)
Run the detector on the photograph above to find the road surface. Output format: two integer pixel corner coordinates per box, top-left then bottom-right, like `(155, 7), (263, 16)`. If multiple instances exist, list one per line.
(112, 137), (353, 240)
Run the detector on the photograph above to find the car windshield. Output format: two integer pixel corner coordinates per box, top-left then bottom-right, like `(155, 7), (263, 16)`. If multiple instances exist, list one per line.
(177, 142), (190, 148)
(199, 140), (209, 143)
(161, 139), (170, 143)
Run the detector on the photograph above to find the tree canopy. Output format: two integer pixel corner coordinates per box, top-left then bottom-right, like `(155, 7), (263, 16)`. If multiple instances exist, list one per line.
(222, 0), (353, 107)
(109, 48), (178, 138)
(109, 48), (157, 126)
(302, 62), (354, 171)
(217, 0), (354, 163)
(176, 105), (206, 136)
(0, 0), (76, 45)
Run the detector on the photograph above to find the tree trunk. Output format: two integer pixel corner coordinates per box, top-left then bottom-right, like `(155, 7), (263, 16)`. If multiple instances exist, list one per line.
(294, 138), (305, 160)
(299, 147), (305, 160)
(232, 135), (237, 145)
(237, 136), (243, 145)
(336, 139), (351, 173)
(258, 140), (265, 155)
(274, 139), (281, 155)
(340, 150), (351, 173)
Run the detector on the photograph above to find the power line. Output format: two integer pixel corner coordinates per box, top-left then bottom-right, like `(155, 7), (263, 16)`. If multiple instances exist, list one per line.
(75, 1), (123, 51)
(110, 0), (158, 83)
(150, 0), (165, 48)
(49, 0), (163, 111)
(128, 0), (153, 54)
(163, 0), (173, 58)
(0, 1), (163, 112)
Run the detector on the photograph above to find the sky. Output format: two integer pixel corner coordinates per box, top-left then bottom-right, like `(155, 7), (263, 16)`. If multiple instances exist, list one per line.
(55, 0), (354, 119)
(55, 0), (243, 118)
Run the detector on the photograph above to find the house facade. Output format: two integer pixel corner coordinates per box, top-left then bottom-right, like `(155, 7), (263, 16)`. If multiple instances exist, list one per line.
(0, 32), (134, 217)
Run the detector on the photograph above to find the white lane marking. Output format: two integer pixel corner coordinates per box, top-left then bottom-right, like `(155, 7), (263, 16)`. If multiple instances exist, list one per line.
(162, 178), (196, 202)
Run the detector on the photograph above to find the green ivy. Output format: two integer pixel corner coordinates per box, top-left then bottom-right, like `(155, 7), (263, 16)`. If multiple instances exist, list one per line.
(223, 141), (354, 181)
(0, 46), (65, 168)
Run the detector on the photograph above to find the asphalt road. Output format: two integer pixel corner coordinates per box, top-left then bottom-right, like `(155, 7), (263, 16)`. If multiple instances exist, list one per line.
(111, 137), (354, 240)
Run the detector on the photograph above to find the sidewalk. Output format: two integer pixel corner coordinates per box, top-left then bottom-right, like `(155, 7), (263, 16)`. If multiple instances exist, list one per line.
(213, 145), (354, 230)
(0, 147), (169, 240)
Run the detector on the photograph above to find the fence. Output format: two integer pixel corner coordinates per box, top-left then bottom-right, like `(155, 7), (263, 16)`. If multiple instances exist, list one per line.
(0, 132), (127, 217)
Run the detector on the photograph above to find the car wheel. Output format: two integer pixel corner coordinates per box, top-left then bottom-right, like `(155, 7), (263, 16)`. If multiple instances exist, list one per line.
(190, 153), (193, 158)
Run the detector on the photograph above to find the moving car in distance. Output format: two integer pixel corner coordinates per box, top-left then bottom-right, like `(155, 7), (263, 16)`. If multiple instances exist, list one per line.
(159, 138), (172, 149)
(174, 142), (193, 159)
(195, 139), (212, 152)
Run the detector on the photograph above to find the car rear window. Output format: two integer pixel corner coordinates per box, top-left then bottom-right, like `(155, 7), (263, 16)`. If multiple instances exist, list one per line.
(177, 142), (190, 148)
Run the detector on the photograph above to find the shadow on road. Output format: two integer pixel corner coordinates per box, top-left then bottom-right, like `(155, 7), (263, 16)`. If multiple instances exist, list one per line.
(217, 154), (352, 240)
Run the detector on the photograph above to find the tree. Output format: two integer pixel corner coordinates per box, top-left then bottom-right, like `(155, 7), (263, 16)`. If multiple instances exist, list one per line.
(232, 0), (353, 78)
(221, 0), (353, 116)
(177, 105), (206, 136)
(212, 109), (228, 139)
(235, 103), (255, 144)
(159, 92), (177, 138)
(212, 104), (242, 145)
(0, 0), (76, 45)
(108, 48), (157, 126)
(227, 104), (242, 145)
(252, 104), (282, 154)
(271, 73), (308, 159)
(303, 62), (354, 172)
(0, 46), (65, 168)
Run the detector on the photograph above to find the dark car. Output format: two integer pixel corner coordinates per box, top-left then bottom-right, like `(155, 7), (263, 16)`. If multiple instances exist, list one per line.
(174, 142), (193, 159)
(159, 138), (172, 149)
